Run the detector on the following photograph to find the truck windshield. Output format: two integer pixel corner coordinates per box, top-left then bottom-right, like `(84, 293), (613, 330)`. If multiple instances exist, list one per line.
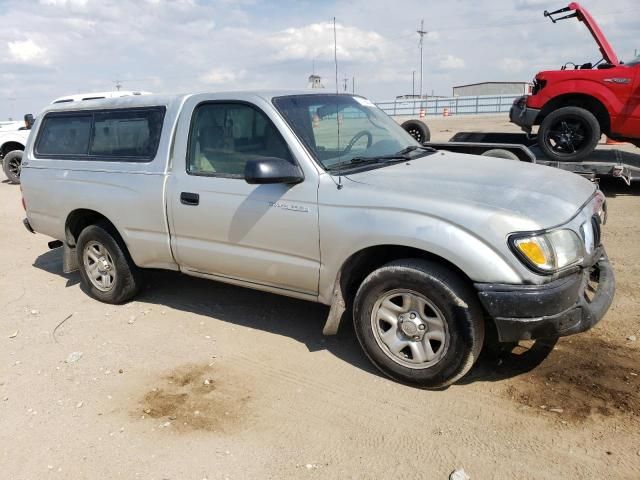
(273, 94), (422, 171)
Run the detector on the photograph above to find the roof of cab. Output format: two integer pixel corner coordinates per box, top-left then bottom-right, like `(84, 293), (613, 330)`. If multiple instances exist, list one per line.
(50, 90), (153, 104)
(40, 89), (348, 114)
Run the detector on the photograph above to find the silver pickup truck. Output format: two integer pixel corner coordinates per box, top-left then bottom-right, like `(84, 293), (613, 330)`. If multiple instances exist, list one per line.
(20, 91), (615, 388)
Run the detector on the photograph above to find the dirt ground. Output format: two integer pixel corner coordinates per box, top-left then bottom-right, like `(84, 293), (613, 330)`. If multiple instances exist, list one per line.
(1, 115), (640, 479)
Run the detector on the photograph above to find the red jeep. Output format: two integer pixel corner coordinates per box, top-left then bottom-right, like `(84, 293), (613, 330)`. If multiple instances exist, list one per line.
(510, 2), (640, 162)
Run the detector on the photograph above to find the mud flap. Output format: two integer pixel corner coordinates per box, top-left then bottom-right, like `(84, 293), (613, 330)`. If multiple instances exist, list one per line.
(323, 276), (346, 335)
(63, 243), (79, 273)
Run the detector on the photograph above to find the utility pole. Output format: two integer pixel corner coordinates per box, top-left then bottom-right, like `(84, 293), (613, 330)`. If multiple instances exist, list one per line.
(417, 19), (427, 98)
(343, 76), (348, 92)
(412, 70), (416, 97)
(352, 76), (355, 94)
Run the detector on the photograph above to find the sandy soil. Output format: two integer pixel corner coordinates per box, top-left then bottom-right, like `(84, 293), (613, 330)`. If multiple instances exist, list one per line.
(1, 116), (639, 479)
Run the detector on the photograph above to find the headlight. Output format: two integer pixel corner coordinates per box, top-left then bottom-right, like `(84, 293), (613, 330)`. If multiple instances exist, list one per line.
(511, 229), (584, 273)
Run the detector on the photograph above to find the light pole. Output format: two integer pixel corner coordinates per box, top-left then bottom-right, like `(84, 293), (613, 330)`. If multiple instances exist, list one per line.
(412, 70), (415, 97)
(417, 19), (427, 98)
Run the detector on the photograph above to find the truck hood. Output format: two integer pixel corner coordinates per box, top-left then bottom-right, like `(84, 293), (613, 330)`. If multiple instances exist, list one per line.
(571, 2), (620, 65)
(345, 151), (596, 231)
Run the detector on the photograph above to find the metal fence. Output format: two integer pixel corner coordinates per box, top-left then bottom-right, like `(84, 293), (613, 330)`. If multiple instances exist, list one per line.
(375, 94), (521, 117)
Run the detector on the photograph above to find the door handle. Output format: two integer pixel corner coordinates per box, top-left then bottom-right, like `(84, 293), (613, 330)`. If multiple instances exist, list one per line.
(180, 192), (200, 206)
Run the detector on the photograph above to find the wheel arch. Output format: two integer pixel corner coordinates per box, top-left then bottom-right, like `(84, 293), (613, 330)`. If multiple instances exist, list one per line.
(339, 245), (472, 309)
(536, 93), (610, 134)
(1, 141), (25, 157)
(65, 208), (127, 249)
(322, 244), (479, 335)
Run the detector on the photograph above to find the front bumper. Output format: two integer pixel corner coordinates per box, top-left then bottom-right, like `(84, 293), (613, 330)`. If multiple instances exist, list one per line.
(509, 97), (540, 133)
(475, 252), (615, 342)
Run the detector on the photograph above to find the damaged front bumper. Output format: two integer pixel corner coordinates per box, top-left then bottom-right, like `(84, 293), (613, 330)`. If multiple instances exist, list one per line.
(475, 252), (615, 342)
(509, 96), (540, 133)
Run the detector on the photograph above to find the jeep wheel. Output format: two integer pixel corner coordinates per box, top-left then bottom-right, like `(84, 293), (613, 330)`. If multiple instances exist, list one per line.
(2, 150), (23, 184)
(353, 259), (484, 388)
(538, 106), (600, 162)
(76, 223), (142, 304)
(401, 119), (431, 144)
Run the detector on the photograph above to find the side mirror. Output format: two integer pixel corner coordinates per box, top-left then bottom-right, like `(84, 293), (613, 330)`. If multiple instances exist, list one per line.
(244, 157), (304, 185)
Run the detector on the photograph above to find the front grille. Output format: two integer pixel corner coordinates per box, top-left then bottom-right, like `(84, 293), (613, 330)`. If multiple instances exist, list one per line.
(592, 215), (602, 247)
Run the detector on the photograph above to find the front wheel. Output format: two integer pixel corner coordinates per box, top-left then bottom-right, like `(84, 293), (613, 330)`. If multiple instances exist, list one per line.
(76, 223), (142, 304)
(538, 106), (600, 162)
(353, 259), (485, 388)
(2, 150), (23, 184)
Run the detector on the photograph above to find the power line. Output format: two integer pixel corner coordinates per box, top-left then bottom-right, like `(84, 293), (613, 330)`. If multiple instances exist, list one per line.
(386, 7), (640, 40)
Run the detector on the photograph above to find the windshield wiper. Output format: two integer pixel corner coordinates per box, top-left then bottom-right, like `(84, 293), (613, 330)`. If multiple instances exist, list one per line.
(327, 145), (436, 171)
(395, 145), (436, 155)
(351, 145), (436, 162)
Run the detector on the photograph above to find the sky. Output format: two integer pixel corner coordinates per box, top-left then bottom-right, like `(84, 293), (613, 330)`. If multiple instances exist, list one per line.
(0, 0), (638, 119)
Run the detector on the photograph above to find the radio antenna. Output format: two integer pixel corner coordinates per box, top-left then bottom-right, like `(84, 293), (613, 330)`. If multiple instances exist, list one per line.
(333, 17), (343, 189)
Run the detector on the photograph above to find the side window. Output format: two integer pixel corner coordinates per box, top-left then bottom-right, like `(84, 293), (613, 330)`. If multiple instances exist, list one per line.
(188, 103), (293, 177)
(90, 109), (163, 158)
(35, 107), (165, 161)
(37, 115), (92, 155)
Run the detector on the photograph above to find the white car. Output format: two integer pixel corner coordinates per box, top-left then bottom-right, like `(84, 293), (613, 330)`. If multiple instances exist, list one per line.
(0, 120), (24, 132)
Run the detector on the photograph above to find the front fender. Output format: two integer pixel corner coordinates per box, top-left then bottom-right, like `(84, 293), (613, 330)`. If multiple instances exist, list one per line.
(317, 207), (523, 304)
(529, 78), (619, 114)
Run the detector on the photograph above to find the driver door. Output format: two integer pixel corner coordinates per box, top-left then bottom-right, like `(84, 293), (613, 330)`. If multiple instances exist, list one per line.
(167, 100), (321, 296)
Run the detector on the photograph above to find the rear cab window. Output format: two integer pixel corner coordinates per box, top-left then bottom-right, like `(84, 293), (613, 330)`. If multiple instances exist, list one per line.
(35, 107), (165, 162)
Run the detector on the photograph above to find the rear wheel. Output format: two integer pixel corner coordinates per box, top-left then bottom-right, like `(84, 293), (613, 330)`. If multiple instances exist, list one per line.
(538, 106), (600, 162)
(2, 150), (23, 184)
(401, 120), (431, 144)
(76, 223), (142, 304)
(353, 259), (485, 388)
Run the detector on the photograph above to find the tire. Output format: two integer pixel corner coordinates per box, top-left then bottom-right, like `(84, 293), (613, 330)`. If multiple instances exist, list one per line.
(353, 259), (485, 388)
(480, 148), (520, 161)
(401, 119), (431, 143)
(538, 106), (600, 162)
(2, 150), (23, 184)
(76, 223), (142, 304)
